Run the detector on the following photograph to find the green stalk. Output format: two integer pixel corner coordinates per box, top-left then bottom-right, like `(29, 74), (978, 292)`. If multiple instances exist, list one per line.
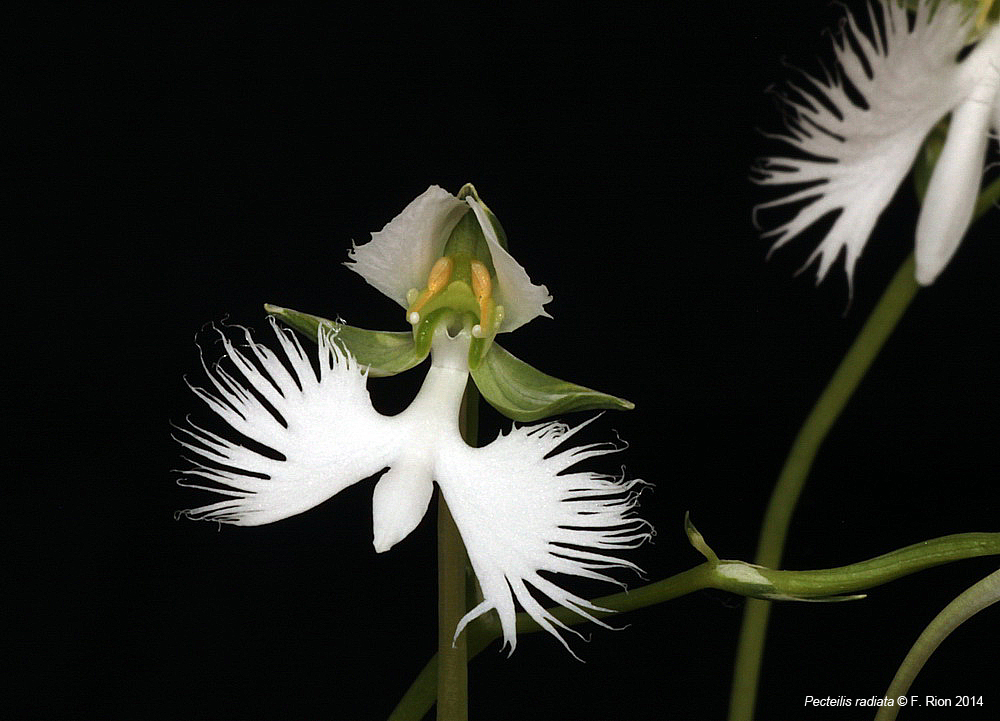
(435, 380), (478, 721)
(436, 499), (468, 721)
(389, 532), (1000, 721)
(728, 254), (921, 721)
(875, 568), (1000, 721)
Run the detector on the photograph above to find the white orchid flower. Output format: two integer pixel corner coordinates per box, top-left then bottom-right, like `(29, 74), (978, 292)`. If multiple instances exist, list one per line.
(177, 186), (651, 655)
(755, 0), (1000, 286)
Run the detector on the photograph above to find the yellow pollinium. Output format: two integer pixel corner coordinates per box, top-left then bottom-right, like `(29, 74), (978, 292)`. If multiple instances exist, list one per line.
(406, 257), (454, 324)
(406, 256), (499, 338)
(470, 260), (496, 339)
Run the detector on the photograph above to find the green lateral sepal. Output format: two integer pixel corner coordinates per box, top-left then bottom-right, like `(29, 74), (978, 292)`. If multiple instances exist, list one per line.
(264, 303), (426, 377)
(470, 342), (634, 422)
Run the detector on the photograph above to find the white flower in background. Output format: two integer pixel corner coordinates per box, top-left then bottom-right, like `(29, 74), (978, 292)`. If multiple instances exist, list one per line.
(177, 187), (651, 655)
(755, 0), (1000, 286)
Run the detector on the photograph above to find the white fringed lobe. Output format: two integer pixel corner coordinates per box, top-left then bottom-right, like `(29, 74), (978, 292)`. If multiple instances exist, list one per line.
(755, 1), (999, 286)
(176, 319), (399, 526)
(436, 418), (652, 656)
(177, 324), (651, 655)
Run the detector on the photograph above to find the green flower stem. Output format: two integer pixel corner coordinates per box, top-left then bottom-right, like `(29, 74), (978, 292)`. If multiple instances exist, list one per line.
(388, 532), (1000, 721)
(732, 533), (999, 599)
(728, 252), (921, 721)
(436, 498), (468, 721)
(875, 568), (1000, 721)
(435, 380), (479, 721)
(729, 179), (998, 721)
(388, 656), (438, 721)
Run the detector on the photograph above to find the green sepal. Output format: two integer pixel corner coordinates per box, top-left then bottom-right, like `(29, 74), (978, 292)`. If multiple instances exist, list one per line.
(457, 182), (508, 251)
(468, 334), (491, 371)
(470, 342), (634, 422)
(264, 303), (426, 377)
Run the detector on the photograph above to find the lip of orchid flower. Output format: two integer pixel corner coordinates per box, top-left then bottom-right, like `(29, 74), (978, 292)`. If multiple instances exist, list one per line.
(346, 185), (552, 334)
(753, 0), (999, 287)
(176, 318), (652, 654)
(915, 22), (1000, 284)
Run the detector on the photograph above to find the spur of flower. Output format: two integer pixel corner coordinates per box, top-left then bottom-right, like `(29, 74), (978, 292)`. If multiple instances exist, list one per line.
(755, 0), (1000, 286)
(176, 184), (651, 654)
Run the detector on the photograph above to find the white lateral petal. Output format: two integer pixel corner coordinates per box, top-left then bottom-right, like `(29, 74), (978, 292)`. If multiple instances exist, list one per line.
(755, 1), (976, 283)
(466, 197), (552, 332)
(177, 320), (401, 525)
(916, 56), (999, 285)
(347, 186), (469, 308)
(434, 418), (652, 655)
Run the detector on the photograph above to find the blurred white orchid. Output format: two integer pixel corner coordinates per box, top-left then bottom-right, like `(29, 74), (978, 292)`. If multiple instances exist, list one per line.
(755, 0), (1000, 286)
(177, 187), (650, 655)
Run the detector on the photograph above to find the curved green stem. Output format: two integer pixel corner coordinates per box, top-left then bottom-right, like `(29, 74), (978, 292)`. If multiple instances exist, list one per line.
(729, 253), (921, 721)
(436, 498), (468, 721)
(739, 533), (999, 598)
(729, 180), (998, 721)
(435, 380), (478, 721)
(874, 568), (1000, 721)
(389, 532), (1000, 721)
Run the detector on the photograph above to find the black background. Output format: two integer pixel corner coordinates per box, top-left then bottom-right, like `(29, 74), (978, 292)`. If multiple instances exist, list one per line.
(19, 1), (998, 719)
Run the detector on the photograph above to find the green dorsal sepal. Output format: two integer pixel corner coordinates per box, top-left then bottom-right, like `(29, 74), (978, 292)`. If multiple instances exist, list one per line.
(441, 210), (496, 280)
(470, 342), (634, 422)
(457, 182), (508, 251)
(264, 303), (426, 377)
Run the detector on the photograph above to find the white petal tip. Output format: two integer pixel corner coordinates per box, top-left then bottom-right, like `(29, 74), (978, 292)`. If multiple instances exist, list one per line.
(914, 263), (940, 286)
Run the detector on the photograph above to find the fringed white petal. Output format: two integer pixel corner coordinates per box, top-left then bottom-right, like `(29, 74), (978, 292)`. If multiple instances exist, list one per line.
(466, 197), (552, 332)
(177, 320), (401, 525)
(916, 53), (999, 285)
(755, 0), (976, 283)
(434, 418), (652, 656)
(346, 186), (468, 307)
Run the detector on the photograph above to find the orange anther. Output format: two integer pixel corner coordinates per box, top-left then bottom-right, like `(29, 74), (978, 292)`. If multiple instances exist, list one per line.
(409, 257), (454, 316)
(470, 260), (495, 334)
(426, 256), (454, 293)
(470, 260), (492, 303)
